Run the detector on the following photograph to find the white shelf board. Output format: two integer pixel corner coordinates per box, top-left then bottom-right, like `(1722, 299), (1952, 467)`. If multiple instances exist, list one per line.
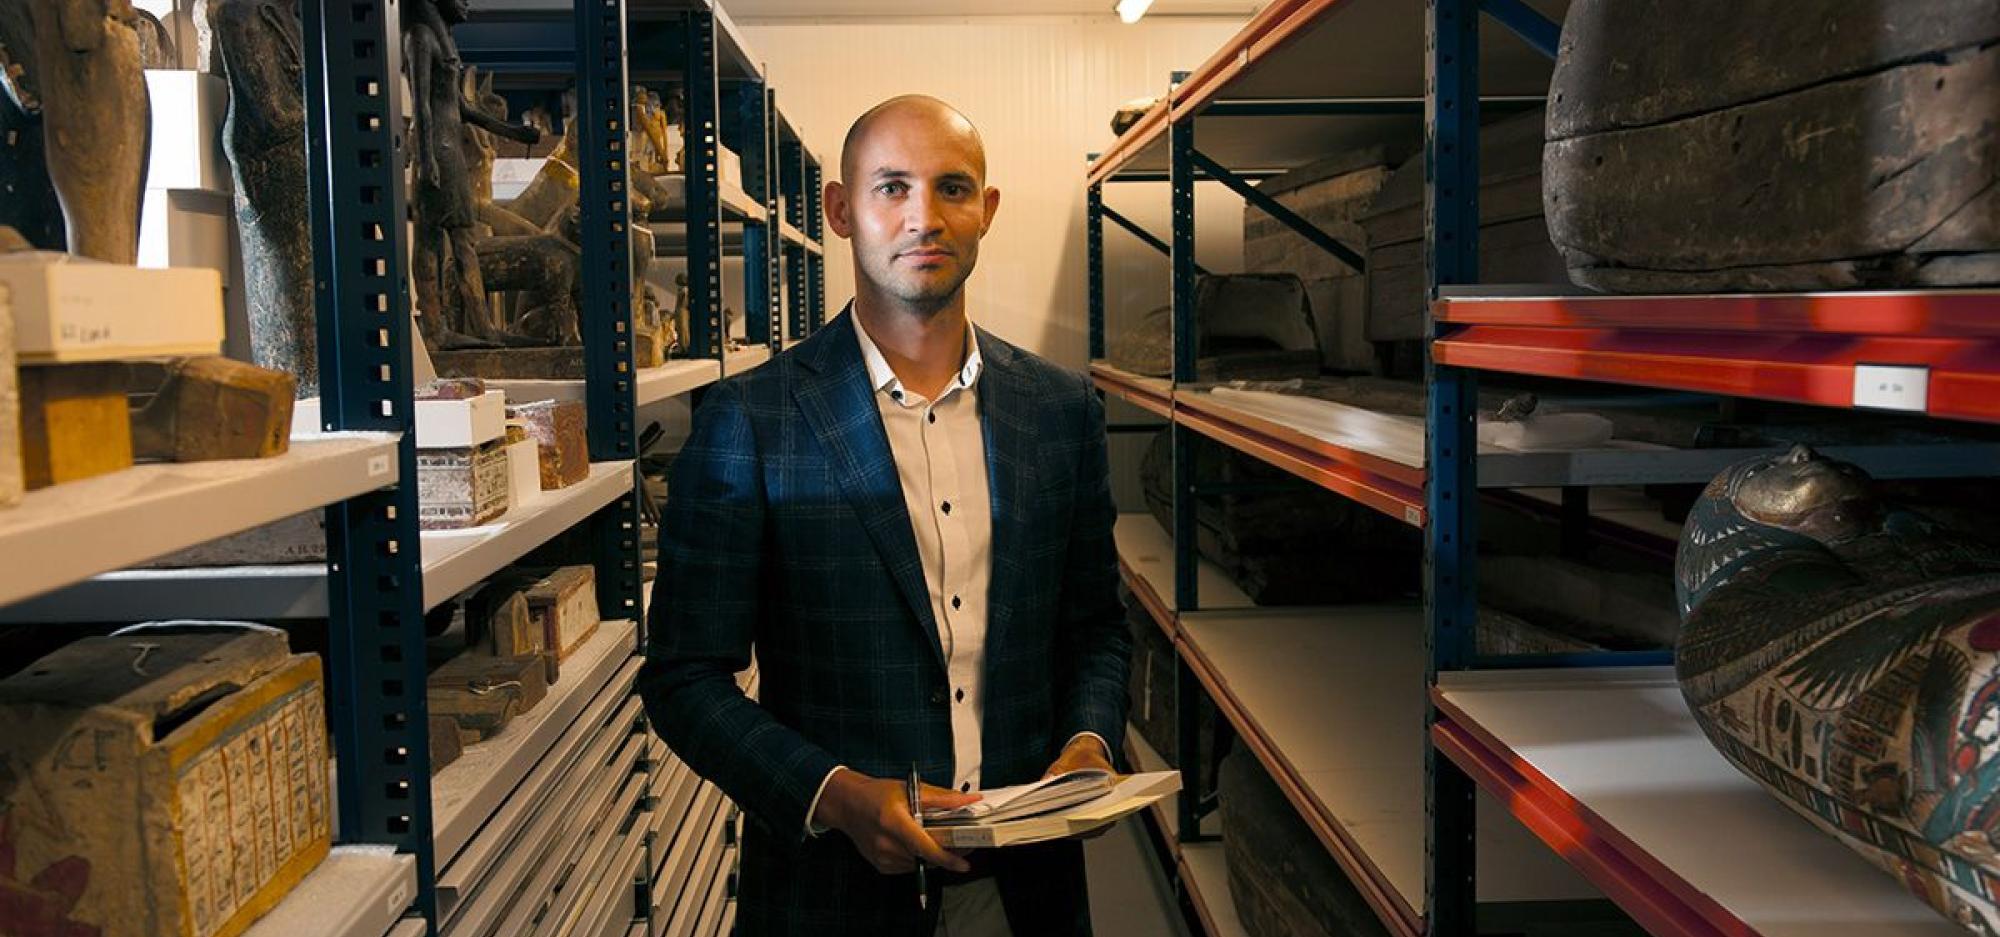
(1114, 513), (1255, 612)
(1180, 842), (1247, 937)
(724, 345), (772, 377)
(389, 921), (428, 937)
(0, 432), (398, 608)
(487, 358), (722, 409)
(1437, 668), (1964, 936)
(5, 460), (637, 622)
(432, 619), (638, 866)
(438, 693), (641, 927)
(777, 221), (822, 256)
(242, 846), (415, 937)
(423, 460), (635, 604)
(1180, 605), (1599, 918)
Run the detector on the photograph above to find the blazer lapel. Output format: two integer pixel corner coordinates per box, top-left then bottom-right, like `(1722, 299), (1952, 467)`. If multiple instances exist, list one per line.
(792, 312), (946, 669)
(976, 328), (1040, 656)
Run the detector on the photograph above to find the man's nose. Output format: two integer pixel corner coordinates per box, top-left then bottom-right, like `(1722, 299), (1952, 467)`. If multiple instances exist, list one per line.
(904, 188), (946, 237)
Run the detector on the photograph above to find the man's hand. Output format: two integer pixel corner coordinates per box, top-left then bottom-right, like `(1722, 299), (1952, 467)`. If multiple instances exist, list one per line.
(812, 769), (977, 875)
(1043, 734), (1116, 779)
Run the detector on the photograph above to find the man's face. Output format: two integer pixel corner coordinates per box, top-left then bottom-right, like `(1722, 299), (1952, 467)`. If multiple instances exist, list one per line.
(828, 109), (1000, 313)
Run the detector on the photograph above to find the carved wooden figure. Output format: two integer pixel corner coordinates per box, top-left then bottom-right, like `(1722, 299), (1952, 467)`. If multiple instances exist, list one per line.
(1677, 446), (2000, 931)
(404, 0), (537, 350)
(0, 0), (151, 264)
(212, 0), (317, 394)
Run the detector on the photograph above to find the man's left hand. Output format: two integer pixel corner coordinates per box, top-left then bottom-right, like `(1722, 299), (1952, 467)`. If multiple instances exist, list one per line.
(1043, 734), (1115, 779)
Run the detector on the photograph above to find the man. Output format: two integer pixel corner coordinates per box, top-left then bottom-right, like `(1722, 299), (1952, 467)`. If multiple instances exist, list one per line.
(639, 95), (1132, 937)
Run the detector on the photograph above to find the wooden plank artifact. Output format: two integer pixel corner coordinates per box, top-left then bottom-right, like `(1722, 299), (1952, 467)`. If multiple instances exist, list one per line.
(427, 651), (552, 744)
(0, 628), (332, 937)
(128, 357), (295, 463)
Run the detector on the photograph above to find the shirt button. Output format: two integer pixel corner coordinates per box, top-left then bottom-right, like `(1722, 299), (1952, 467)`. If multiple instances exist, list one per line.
(951, 596), (962, 610)
(955, 687), (965, 703)
(891, 389), (903, 400)
(960, 782), (971, 793)
(927, 412), (936, 424)
(941, 501), (952, 515)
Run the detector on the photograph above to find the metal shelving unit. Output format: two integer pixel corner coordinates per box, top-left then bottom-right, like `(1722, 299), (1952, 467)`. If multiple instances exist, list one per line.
(1082, 2), (2000, 936)
(0, 3), (811, 937)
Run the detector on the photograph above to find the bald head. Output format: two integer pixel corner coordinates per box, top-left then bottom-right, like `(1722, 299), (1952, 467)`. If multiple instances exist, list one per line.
(840, 94), (987, 185)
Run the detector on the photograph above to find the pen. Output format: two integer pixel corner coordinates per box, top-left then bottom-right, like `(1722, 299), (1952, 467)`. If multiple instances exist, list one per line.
(908, 763), (928, 909)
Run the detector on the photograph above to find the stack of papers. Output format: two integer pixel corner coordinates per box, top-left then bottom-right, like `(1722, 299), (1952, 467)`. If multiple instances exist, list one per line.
(924, 768), (1116, 824)
(923, 770), (1181, 849)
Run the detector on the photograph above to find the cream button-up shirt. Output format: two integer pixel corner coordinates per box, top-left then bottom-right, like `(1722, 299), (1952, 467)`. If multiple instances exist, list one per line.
(855, 313), (995, 795)
(805, 315), (1105, 835)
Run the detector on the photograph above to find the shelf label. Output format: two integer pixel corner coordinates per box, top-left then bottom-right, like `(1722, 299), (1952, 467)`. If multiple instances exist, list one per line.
(368, 454), (392, 478)
(1853, 364), (1929, 412)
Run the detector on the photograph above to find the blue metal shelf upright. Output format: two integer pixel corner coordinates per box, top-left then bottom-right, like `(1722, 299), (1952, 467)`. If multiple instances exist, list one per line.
(300, 0), (438, 927)
(1085, 2), (2000, 937)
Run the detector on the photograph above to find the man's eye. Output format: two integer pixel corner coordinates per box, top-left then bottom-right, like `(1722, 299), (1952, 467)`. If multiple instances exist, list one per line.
(878, 182), (907, 196)
(942, 184), (970, 198)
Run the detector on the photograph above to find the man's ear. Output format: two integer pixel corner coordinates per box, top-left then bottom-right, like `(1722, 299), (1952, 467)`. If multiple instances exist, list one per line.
(981, 186), (1001, 236)
(825, 180), (853, 239)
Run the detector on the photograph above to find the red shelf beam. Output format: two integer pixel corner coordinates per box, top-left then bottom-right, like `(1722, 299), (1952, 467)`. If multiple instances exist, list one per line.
(1173, 393), (1427, 527)
(1432, 292), (2000, 424)
(1430, 688), (1750, 937)
(1436, 290), (2000, 337)
(1090, 363), (1175, 420)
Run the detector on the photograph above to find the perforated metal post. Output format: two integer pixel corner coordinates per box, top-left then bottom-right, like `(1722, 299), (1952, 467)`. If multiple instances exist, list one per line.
(301, 0), (435, 928)
(781, 137), (810, 342)
(806, 157), (826, 329)
(1168, 108), (1210, 844)
(1086, 179), (1105, 361)
(1426, 0), (1482, 931)
(574, 0), (642, 631)
(725, 83), (774, 348)
(681, 9), (722, 359)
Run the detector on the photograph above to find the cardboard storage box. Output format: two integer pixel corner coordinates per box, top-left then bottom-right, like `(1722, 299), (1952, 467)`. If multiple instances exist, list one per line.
(0, 629), (332, 937)
(0, 254), (223, 363)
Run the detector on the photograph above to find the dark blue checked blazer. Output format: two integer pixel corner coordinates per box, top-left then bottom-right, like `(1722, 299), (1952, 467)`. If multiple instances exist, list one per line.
(639, 310), (1131, 936)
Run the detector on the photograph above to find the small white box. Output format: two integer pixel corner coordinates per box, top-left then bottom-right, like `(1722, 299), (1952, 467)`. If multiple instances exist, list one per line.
(0, 254), (223, 363)
(292, 389), (506, 449)
(145, 70), (232, 194)
(138, 189), (233, 272)
(415, 389), (506, 449)
(504, 438), (539, 514)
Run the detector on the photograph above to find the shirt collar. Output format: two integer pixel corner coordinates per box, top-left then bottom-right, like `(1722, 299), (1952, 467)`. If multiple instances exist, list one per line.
(852, 312), (985, 402)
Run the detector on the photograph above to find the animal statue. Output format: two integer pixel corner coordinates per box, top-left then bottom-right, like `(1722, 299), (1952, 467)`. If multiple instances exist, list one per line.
(211, 0), (317, 396)
(0, 0), (151, 264)
(404, 0), (537, 350)
(1677, 446), (2000, 932)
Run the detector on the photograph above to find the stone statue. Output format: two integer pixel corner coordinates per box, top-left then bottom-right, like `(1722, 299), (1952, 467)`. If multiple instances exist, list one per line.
(0, 0), (151, 264)
(404, 0), (538, 350)
(211, 0), (316, 396)
(1677, 446), (2000, 931)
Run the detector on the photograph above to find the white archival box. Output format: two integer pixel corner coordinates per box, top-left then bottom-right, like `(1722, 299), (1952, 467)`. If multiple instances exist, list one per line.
(144, 70), (232, 194)
(0, 253), (223, 363)
(293, 391), (506, 450)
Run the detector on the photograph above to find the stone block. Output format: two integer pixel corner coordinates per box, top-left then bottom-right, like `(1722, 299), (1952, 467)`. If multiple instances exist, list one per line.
(510, 399), (588, 490)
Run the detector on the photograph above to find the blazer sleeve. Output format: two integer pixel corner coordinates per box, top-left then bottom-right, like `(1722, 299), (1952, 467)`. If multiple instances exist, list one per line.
(638, 380), (841, 838)
(1051, 387), (1134, 755)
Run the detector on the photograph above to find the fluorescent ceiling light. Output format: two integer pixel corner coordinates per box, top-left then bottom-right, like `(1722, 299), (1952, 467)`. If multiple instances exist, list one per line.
(1116, 0), (1154, 23)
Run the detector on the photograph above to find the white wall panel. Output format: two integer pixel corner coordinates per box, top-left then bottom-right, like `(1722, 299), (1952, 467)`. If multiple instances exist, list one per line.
(743, 16), (1250, 369)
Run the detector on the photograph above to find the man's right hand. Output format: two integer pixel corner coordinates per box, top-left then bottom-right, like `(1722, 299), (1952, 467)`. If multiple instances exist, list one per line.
(813, 768), (978, 875)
